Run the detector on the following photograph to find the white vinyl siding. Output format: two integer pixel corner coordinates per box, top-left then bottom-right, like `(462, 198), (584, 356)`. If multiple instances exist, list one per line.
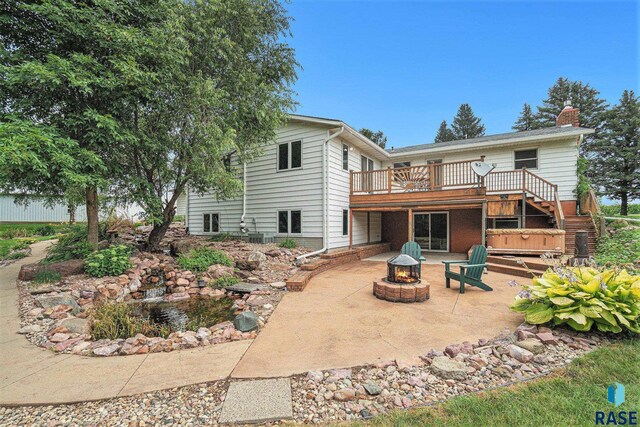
(327, 137), (382, 249)
(384, 137), (579, 201)
(187, 123), (325, 248)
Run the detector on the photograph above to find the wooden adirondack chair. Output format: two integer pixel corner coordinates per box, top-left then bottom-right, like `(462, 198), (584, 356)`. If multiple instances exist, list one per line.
(401, 241), (426, 276)
(442, 245), (492, 294)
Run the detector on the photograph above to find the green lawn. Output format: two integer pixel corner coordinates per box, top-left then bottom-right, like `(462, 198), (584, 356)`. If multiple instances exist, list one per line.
(345, 339), (639, 427)
(0, 222), (71, 260)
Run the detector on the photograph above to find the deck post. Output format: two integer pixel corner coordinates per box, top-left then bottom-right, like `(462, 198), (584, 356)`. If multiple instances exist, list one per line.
(367, 212), (371, 244)
(521, 192), (527, 228)
(481, 201), (487, 246)
(349, 209), (353, 249)
(407, 208), (413, 242)
(349, 170), (353, 194)
(387, 167), (392, 193)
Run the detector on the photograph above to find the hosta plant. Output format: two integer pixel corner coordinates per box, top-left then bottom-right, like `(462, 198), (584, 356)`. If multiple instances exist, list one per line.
(511, 266), (640, 334)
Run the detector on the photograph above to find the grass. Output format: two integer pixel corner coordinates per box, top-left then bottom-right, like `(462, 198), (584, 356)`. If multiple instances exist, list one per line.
(0, 222), (73, 239)
(33, 270), (62, 284)
(342, 338), (639, 427)
(595, 225), (640, 273)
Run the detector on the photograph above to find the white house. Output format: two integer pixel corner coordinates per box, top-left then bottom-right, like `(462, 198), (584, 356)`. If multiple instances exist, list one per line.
(185, 106), (595, 255)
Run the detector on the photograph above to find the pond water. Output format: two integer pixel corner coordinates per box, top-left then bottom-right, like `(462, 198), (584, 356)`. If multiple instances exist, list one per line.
(131, 297), (235, 332)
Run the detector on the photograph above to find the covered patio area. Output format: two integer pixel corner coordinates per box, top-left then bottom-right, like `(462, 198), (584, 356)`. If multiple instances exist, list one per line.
(231, 260), (524, 378)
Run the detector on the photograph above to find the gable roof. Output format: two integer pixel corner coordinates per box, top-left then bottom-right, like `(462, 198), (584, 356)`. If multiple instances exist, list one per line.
(287, 114), (595, 160)
(388, 126), (595, 156)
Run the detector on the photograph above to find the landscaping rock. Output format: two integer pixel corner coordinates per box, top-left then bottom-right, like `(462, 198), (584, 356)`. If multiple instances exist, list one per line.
(36, 295), (81, 315)
(60, 318), (88, 335)
(226, 283), (262, 294)
(169, 239), (199, 256)
(18, 259), (85, 281)
(18, 324), (41, 334)
(507, 344), (534, 363)
(536, 332), (558, 345)
(93, 343), (120, 356)
(430, 356), (467, 380)
(270, 281), (287, 289)
(236, 251), (267, 270)
(363, 381), (382, 396)
(333, 388), (356, 402)
(233, 311), (258, 332)
(515, 338), (545, 355)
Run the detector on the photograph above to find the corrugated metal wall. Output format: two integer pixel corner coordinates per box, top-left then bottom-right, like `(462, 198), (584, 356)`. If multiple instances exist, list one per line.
(0, 195), (87, 223)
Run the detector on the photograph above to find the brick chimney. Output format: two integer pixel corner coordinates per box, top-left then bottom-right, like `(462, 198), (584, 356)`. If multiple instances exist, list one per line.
(556, 100), (579, 127)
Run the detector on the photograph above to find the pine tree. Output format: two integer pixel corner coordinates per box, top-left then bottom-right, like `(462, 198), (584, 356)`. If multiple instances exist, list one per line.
(359, 128), (387, 149)
(588, 90), (640, 216)
(512, 103), (536, 131)
(534, 77), (608, 130)
(451, 104), (485, 139)
(434, 120), (455, 143)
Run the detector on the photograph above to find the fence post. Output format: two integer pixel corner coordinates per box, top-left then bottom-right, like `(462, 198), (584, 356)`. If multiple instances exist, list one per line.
(387, 167), (392, 193)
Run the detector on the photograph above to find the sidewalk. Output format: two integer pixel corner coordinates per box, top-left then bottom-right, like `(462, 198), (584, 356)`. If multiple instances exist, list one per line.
(0, 241), (250, 405)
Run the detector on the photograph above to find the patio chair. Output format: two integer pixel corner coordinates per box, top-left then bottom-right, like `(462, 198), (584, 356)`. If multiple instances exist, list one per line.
(401, 241), (426, 276)
(442, 245), (492, 294)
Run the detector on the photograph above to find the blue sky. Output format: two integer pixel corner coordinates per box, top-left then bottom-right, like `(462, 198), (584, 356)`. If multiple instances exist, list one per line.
(286, 0), (638, 148)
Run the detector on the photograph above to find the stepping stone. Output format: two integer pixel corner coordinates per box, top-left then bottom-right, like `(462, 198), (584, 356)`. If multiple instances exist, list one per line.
(225, 283), (264, 294)
(219, 378), (292, 424)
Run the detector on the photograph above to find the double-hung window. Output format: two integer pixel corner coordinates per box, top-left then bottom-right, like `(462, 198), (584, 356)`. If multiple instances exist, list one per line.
(342, 209), (349, 236)
(514, 148), (538, 170)
(278, 210), (302, 234)
(203, 213), (219, 233)
(278, 140), (302, 171)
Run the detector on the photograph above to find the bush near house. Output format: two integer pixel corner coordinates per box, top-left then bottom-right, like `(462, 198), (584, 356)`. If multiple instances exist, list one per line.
(84, 245), (133, 277)
(279, 238), (298, 249)
(595, 224), (640, 273)
(177, 247), (233, 272)
(511, 266), (640, 333)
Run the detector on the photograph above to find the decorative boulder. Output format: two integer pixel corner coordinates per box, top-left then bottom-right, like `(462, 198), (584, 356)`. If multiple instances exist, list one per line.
(18, 259), (85, 281)
(236, 251), (267, 271)
(36, 295), (81, 315)
(233, 311), (259, 332)
(169, 239), (200, 256)
(206, 264), (235, 280)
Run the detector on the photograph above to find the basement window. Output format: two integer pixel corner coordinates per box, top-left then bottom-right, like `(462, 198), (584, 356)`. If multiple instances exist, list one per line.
(493, 218), (520, 229)
(514, 148), (538, 170)
(278, 210), (302, 234)
(278, 140), (302, 171)
(203, 213), (219, 233)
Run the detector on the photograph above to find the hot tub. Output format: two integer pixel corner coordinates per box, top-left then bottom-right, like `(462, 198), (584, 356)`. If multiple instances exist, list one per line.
(486, 228), (565, 255)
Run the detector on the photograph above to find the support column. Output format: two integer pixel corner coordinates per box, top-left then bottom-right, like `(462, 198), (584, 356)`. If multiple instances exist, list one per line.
(349, 209), (353, 249)
(481, 201), (487, 246)
(367, 212), (371, 244)
(521, 193), (527, 228)
(407, 208), (413, 242)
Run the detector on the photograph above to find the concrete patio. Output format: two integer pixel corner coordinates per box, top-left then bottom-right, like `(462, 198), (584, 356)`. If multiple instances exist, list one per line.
(232, 260), (525, 378)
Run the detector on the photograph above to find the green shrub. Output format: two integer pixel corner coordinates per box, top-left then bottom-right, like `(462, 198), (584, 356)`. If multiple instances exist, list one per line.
(35, 224), (57, 236)
(209, 232), (235, 242)
(601, 203), (640, 216)
(6, 251), (27, 260)
(44, 224), (108, 263)
(91, 302), (170, 340)
(596, 227), (640, 273)
(177, 247), (233, 272)
(511, 266), (640, 333)
(172, 215), (185, 223)
(213, 275), (241, 288)
(279, 238), (297, 249)
(84, 245), (133, 277)
(33, 270), (62, 283)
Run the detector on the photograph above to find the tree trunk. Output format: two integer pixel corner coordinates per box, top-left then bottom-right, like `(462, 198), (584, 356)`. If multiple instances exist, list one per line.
(620, 192), (628, 216)
(68, 204), (76, 224)
(85, 186), (99, 245)
(147, 220), (173, 252)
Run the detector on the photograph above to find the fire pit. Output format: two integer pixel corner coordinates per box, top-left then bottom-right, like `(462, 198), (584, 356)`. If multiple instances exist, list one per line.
(373, 254), (429, 303)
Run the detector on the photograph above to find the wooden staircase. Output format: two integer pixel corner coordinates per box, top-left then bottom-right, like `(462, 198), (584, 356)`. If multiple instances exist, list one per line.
(486, 255), (548, 278)
(564, 215), (597, 255)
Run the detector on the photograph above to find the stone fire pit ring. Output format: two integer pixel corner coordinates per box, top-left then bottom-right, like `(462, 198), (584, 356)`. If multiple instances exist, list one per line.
(373, 279), (429, 303)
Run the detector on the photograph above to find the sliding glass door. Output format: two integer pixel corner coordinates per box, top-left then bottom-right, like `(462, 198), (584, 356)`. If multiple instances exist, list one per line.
(413, 212), (449, 252)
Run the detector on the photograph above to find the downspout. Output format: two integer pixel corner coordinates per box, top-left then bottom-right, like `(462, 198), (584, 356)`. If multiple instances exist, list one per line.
(239, 161), (248, 233)
(296, 126), (346, 261)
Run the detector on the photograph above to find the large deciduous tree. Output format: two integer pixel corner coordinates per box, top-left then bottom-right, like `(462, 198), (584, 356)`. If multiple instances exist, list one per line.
(434, 120), (455, 143)
(122, 0), (298, 251)
(451, 104), (485, 140)
(588, 90), (640, 216)
(0, 0), (165, 244)
(359, 128), (387, 149)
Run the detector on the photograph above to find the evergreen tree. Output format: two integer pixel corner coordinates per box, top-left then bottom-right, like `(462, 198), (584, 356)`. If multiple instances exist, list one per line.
(534, 77), (608, 130)
(588, 90), (640, 216)
(359, 128), (387, 149)
(451, 104), (485, 139)
(434, 120), (455, 143)
(512, 103), (536, 131)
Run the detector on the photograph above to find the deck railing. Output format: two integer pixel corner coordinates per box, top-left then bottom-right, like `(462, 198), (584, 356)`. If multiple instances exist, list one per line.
(350, 159), (483, 194)
(351, 162), (558, 205)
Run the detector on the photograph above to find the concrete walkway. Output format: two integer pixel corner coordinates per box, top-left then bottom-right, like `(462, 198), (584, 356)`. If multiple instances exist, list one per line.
(232, 260), (524, 378)
(1, 242), (526, 406)
(0, 241), (251, 405)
